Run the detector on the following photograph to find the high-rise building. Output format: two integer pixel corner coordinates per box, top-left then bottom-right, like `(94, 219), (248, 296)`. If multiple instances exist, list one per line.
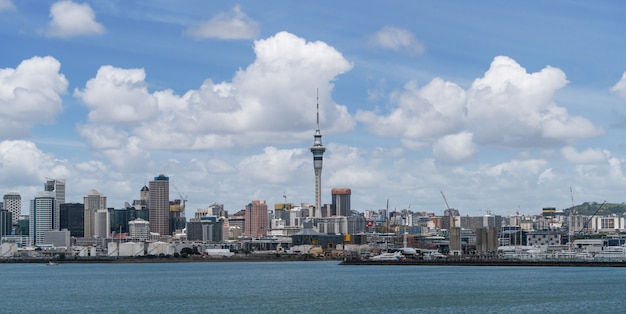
(310, 94), (325, 218)
(84, 189), (107, 238)
(3, 192), (22, 225)
(331, 188), (352, 217)
(60, 203), (84, 237)
(44, 179), (65, 205)
(149, 174), (170, 236)
(0, 209), (11, 237)
(244, 200), (268, 238)
(29, 192), (57, 246)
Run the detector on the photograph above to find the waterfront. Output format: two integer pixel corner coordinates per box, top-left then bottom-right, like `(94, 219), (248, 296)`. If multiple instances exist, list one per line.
(3, 261), (626, 313)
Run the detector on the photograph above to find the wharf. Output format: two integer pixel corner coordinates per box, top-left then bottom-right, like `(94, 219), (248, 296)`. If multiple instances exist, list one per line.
(340, 258), (626, 267)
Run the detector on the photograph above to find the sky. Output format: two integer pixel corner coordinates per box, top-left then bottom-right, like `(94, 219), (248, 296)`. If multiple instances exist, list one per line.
(1, 0), (626, 218)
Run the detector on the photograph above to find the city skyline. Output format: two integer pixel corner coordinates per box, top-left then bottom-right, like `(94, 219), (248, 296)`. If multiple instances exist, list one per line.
(1, 1), (626, 216)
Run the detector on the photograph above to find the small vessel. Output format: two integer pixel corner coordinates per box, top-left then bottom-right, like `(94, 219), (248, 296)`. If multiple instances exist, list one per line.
(47, 261), (58, 266)
(369, 251), (404, 261)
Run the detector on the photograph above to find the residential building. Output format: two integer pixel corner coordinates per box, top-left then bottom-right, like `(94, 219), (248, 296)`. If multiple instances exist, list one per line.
(244, 200), (268, 238)
(3, 192), (21, 225)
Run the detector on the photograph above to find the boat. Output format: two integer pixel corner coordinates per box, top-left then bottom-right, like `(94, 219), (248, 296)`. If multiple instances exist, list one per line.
(47, 261), (58, 266)
(369, 251), (404, 261)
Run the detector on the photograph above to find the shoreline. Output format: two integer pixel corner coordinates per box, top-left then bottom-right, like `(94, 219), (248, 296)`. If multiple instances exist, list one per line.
(0, 255), (342, 264)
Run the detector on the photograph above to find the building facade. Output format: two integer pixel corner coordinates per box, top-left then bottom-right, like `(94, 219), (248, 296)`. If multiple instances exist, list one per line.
(331, 188), (351, 217)
(44, 179), (65, 205)
(149, 174), (170, 236)
(129, 218), (150, 240)
(244, 200), (268, 238)
(84, 189), (107, 238)
(187, 220), (224, 242)
(29, 192), (57, 246)
(60, 203), (84, 237)
(3, 192), (21, 225)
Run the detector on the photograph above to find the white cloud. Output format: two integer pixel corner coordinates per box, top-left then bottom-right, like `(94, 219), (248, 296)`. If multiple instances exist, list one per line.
(44, 0), (104, 38)
(74, 66), (159, 125)
(238, 147), (309, 184)
(186, 5), (259, 40)
(0, 56), (68, 138)
(467, 56), (603, 146)
(369, 26), (424, 54)
(356, 78), (466, 142)
(0, 0), (15, 11)
(561, 146), (609, 164)
(75, 31), (354, 154)
(0, 140), (70, 186)
(359, 56), (603, 155)
(610, 71), (626, 99)
(433, 132), (476, 163)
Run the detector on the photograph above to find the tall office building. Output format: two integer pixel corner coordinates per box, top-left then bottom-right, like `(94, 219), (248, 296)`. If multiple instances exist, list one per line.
(60, 203), (84, 237)
(0, 209), (11, 237)
(310, 94), (325, 218)
(149, 174), (170, 236)
(84, 189), (107, 238)
(331, 188), (352, 217)
(244, 200), (268, 238)
(44, 179), (65, 205)
(29, 192), (57, 246)
(3, 192), (22, 225)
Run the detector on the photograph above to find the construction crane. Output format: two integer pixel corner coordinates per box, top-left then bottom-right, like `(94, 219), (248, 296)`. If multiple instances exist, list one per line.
(171, 182), (188, 217)
(578, 200), (606, 236)
(441, 191), (455, 228)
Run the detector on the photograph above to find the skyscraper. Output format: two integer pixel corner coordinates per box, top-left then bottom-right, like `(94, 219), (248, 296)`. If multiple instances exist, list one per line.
(244, 200), (268, 238)
(149, 174), (170, 236)
(84, 189), (107, 238)
(44, 179), (65, 205)
(60, 203), (84, 237)
(310, 94), (325, 218)
(29, 192), (57, 246)
(331, 188), (352, 217)
(3, 192), (21, 225)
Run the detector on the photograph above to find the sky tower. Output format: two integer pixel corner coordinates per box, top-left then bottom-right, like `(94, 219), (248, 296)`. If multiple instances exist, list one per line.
(310, 92), (326, 218)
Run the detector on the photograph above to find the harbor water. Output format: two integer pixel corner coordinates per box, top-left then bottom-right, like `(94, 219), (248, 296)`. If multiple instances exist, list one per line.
(2, 261), (625, 313)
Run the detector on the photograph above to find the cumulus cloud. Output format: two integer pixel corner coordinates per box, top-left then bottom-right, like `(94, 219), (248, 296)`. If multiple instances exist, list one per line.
(467, 56), (603, 146)
(433, 132), (476, 163)
(358, 56), (603, 160)
(561, 146), (610, 164)
(238, 147), (309, 184)
(76, 31), (354, 153)
(0, 0), (15, 11)
(0, 56), (68, 138)
(610, 71), (626, 99)
(74, 66), (158, 125)
(0, 140), (70, 186)
(186, 5), (259, 40)
(369, 26), (424, 55)
(356, 78), (466, 143)
(44, 0), (104, 38)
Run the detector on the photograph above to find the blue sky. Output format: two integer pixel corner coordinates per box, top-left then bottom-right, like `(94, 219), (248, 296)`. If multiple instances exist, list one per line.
(1, 0), (626, 217)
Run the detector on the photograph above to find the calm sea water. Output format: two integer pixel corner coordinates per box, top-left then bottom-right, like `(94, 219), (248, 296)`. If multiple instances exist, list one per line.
(2, 261), (625, 313)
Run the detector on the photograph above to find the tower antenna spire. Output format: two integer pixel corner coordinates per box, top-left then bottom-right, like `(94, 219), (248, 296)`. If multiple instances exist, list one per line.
(316, 88), (320, 130)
